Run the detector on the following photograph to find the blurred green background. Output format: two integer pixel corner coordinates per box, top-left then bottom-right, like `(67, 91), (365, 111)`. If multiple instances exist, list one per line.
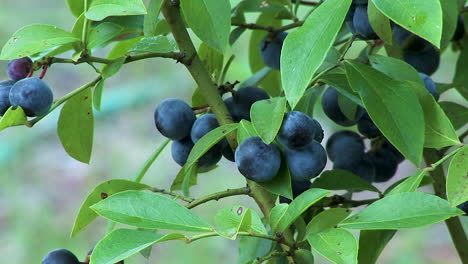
(0, 1), (466, 263)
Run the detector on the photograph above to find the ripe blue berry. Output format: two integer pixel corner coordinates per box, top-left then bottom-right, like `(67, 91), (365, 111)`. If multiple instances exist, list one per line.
(333, 156), (376, 183)
(191, 113), (227, 150)
(260, 32), (287, 70)
(0, 80), (15, 115)
(322, 88), (364, 126)
(42, 249), (79, 264)
(419, 73), (439, 100)
(326, 130), (365, 163)
(233, 86), (269, 121)
(9, 77), (53, 117)
(154, 98), (196, 140)
(357, 112), (381, 138)
(235, 136), (281, 182)
(285, 141), (327, 181)
(278, 111), (318, 150)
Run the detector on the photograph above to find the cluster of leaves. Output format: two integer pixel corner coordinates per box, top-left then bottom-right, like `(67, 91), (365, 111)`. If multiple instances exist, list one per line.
(0, 0), (467, 264)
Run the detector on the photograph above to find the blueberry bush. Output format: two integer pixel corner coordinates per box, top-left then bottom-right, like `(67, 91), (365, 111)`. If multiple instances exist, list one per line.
(0, 0), (467, 263)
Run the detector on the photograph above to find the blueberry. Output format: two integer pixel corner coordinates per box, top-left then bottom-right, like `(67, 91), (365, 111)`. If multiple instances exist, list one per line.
(260, 32), (287, 70)
(418, 73), (439, 100)
(285, 141), (327, 181)
(7, 57), (32, 81)
(171, 136), (194, 166)
(357, 112), (382, 138)
(353, 5), (379, 40)
(279, 180), (311, 204)
(0, 80), (15, 116)
(371, 138), (405, 164)
(312, 118), (324, 143)
(393, 26), (440, 75)
(453, 16), (465, 41)
(366, 150), (399, 183)
(191, 113), (227, 150)
(232, 86), (270, 121)
(171, 136), (222, 168)
(278, 111), (318, 149)
(42, 249), (79, 264)
(333, 156), (376, 183)
(235, 136), (281, 182)
(457, 201), (468, 216)
(154, 98), (196, 140)
(9, 77), (53, 117)
(326, 130), (365, 163)
(322, 88), (364, 126)
(224, 97), (241, 122)
(345, 4), (357, 33)
(221, 144), (235, 162)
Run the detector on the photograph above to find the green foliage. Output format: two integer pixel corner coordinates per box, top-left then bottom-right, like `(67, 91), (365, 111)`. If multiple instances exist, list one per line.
(251, 97), (286, 144)
(446, 146), (468, 207)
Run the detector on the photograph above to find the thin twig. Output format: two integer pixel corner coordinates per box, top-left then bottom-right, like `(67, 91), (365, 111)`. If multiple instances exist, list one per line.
(186, 187), (250, 209)
(152, 187), (194, 203)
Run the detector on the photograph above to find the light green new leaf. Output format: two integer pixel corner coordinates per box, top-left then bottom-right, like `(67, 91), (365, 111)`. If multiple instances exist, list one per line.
(71, 179), (151, 237)
(368, 1), (393, 43)
(447, 146), (468, 207)
(0, 107), (27, 131)
(371, 0), (443, 47)
(90, 229), (184, 264)
(273, 188), (330, 232)
(128, 36), (177, 54)
(340, 192), (463, 229)
(345, 61), (424, 166)
(58, 88), (94, 164)
(387, 170), (427, 195)
(67, 0), (85, 17)
(306, 208), (351, 235)
(186, 123), (238, 168)
(311, 169), (380, 193)
(358, 230), (396, 264)
(237, 120), (259, 143)
(101, 57), (126, 79)
(281, 0), (351, 108)
(215, 206), (267, 239)
(369, 55), (460, 149)
(251, 97), (287, 144)
(87, 22), (124, 49)
(0, 24), (80, 60)
(180, 0), (231, 52)
(269, 203), (288, 234)
(238, 236), (272, 264)
(307, 228), (358, 264)
(86, 0), (147, 21)
(144, 0), (164, 36)
(91, 190), (213, 232)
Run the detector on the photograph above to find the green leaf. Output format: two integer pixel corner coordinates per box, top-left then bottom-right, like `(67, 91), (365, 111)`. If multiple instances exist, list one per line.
(86, 0), (147, 21)
(295, 249), (315, 264)
(93, 79), (105, 111)
(237, 120), (259, 143)
(367, 1), (392, 43)
(101, 57), (126, 79)
(238, 236), (272, 264)
(215, 206), (267, 239)
(371, 0), (443, 48)
(384, 175), (433, 195)
(90, 229), (184, 264)
(269, 203), (288, 234)
(386, 170), (427, 196)
(186, 123), (238, 168)
(454, 38), (468, 91)
(439, 102), (468, 130)
(306, 208), (351, 235)
(0, 107), (27, 131)
(170, 164), (197, 196)
(311, 169), (381, 193)
(128, 36), (177, 53)
(319, 71), (363, 107)
(248, 12), (282, 97)
(71, 180), (151, 237)
(198, 42), (224, 80)
(369, 55), (460, 149)
(0, 24), (80, 60)
(133, 139), (171, 183)
(57, 88), (94, 164)
(87, 22), (124, 49)
(345, 61), (424, 166)
(67, 0), (85, 17)
(91, 190), (213, 232)
(273, 188), (330, 232)
(294, 86), (325, 117)
(439, 0), (459, 48)
(107, 37), (143, 59)
(144, 0), (164, 36)
(307, 228), (358, 264)
(180, 0), (231, 52)
(281, 0), (352, 108)
(447, 146), (468, 207)
(340, 192), (464, 229)
(358, 230), (396, 264)
(239, 67), (272, 89)
(251, 97), (287, 144)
